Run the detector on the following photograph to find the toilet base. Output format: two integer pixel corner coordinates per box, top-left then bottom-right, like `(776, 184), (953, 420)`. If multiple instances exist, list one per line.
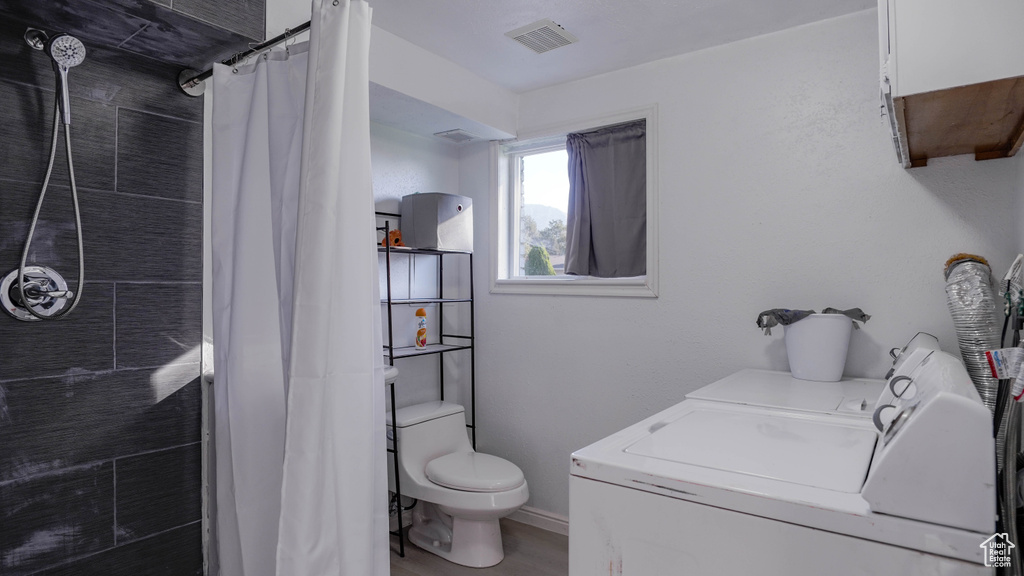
(408, 501), (505, 568)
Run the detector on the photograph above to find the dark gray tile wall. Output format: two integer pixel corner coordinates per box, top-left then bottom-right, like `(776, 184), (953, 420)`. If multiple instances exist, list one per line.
(116, 283), (203, 368)
(82, 190), (204, 282)
(115, 444), (202, 543)
(0, 12), (205, 576)
(0, 0), (264, 72)
(0, 38), (204, 124)
(172, 0), (266, 43)
(117, 108), (204, 203)
(1, 371), (201, 482)
(34, 522), (203, 576)
(0, 82), (116, 190)
(0, 284), (115, 380)
(0, 463), (114, 574)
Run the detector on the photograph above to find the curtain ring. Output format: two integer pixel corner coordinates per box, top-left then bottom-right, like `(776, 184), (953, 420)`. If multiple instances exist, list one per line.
(333, 0), (339, 5)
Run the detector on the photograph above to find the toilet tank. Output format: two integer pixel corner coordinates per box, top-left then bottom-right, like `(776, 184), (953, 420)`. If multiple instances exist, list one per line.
(389, 401), (473, 474)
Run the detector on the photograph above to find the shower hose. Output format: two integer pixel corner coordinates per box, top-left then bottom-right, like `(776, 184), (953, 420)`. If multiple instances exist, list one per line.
(18, 95), (85, 320)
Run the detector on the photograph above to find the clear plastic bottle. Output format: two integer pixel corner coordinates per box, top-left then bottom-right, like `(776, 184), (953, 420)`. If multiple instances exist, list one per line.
(415, 308), (427, 350)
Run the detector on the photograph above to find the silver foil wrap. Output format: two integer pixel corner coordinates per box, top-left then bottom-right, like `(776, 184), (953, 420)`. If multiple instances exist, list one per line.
(944, 258), (1006, 469)
(945, 259), (1001, 411)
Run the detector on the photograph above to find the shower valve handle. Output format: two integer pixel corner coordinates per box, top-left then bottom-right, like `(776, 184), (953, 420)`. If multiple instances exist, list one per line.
(19, 278), (73, 302)
(24, 286), (74, 300)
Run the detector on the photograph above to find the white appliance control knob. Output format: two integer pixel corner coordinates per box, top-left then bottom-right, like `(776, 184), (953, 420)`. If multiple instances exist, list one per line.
(888, 375), (917, 400)
(873, 403), (896, 433)
(883, 404), (917, 446)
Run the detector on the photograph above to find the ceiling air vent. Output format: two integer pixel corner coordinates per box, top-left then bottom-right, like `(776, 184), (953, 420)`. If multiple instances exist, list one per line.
(434, 129), (477, 143)
(505, 19), (578, 54)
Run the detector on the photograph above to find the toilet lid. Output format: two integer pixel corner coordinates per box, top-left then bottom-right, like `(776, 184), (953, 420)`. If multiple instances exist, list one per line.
(425, 452), (526, 493)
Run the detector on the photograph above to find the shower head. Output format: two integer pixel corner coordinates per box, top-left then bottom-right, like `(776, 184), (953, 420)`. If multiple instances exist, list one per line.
(46, 34), (86, 69)
(24, 28), (48, 51)
(44, 34), (85, 126)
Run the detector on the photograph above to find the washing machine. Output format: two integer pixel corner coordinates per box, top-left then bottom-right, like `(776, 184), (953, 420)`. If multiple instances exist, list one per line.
(569, 334), (995, 575)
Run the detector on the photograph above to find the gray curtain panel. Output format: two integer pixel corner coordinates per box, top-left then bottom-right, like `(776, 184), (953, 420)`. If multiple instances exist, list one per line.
(564, 119), (646, 277)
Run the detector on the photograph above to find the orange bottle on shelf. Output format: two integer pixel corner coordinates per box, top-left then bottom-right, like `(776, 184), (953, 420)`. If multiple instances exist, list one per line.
(415, 308), (427, 350)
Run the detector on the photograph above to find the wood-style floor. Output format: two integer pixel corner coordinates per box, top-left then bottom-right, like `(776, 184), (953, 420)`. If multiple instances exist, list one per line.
(390, 519), (569, 576)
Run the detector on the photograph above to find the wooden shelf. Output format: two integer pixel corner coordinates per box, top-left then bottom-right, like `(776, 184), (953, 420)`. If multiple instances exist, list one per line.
(899, 76), (1024, 166)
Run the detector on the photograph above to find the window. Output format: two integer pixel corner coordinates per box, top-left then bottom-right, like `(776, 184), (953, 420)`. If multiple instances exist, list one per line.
(515, 146), (569, 277)
(491, 107), (658, 297)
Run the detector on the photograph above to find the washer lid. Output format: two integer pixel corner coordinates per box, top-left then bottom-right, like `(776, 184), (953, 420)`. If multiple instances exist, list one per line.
(425, 452), (526, 493)
(624, 405), (878, 493)
(687, 369), (884, 416)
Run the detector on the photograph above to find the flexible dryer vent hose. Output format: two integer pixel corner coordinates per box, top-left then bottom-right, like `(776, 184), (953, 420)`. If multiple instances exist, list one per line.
(945, 255), (1001, 410)
(944, 254), (1006, 468)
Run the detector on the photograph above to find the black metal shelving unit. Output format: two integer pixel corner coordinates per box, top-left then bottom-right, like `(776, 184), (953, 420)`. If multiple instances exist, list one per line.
(384, 376), (404, 556)
(376, 211), (476, 558)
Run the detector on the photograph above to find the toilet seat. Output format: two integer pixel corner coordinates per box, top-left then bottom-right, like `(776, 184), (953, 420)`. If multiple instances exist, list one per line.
(425, 452), (525, 493)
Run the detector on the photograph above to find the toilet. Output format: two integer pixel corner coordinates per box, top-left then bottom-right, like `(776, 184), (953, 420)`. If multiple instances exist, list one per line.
(387, 401), (528, 567)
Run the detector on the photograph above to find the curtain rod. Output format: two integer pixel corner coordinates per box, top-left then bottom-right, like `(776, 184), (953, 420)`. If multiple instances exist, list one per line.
(178, 20), (312, 97)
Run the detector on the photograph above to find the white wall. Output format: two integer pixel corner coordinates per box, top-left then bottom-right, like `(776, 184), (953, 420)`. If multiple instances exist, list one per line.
(460, 9), (1022, 517)
(372, 122), (459, 211)
(369, 28), (518, 137)
(265, 0), (519, 136)
(371, 123), (472, 408)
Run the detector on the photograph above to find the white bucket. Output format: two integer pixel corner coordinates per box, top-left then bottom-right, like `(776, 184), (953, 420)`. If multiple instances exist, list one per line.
(783, 314), (853, 382)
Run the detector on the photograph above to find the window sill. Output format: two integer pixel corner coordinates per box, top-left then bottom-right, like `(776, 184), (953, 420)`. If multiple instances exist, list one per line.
(490, 276), (657, 298)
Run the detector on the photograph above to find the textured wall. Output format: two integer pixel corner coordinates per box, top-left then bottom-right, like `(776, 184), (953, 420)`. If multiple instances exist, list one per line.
(460, 9), (1022, 517)
(0, 17), (204, 576)
(371, 122), (460, 214)
(371, 123), (475, 411)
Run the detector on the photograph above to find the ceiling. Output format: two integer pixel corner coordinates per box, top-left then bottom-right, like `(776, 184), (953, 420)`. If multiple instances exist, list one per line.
(369, 0), (876, 93)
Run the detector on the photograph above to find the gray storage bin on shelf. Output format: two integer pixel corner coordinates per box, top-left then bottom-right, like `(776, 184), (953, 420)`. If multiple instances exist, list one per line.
(400, 193), (473, 251)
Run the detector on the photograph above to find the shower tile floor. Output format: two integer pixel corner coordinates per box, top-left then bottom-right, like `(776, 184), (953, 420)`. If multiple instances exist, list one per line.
(391, 519), (569, 576)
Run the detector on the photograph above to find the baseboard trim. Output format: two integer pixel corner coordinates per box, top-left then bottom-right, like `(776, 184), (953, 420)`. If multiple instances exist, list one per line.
(507, 506), (569, 536)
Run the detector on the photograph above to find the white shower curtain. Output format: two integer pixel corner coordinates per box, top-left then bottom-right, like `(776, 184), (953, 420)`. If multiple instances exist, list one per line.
(211, 1), (388, 575)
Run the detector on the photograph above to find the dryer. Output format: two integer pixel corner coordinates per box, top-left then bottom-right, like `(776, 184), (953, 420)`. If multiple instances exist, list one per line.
(569, 334), (995, 575)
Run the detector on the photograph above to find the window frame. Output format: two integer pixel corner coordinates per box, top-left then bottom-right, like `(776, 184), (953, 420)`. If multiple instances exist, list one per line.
(508, 140), (569, 278)
(490, 105), (659, 298)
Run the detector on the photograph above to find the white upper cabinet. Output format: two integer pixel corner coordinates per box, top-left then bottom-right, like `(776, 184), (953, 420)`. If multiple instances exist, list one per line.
(879, 0), (1024, 167)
